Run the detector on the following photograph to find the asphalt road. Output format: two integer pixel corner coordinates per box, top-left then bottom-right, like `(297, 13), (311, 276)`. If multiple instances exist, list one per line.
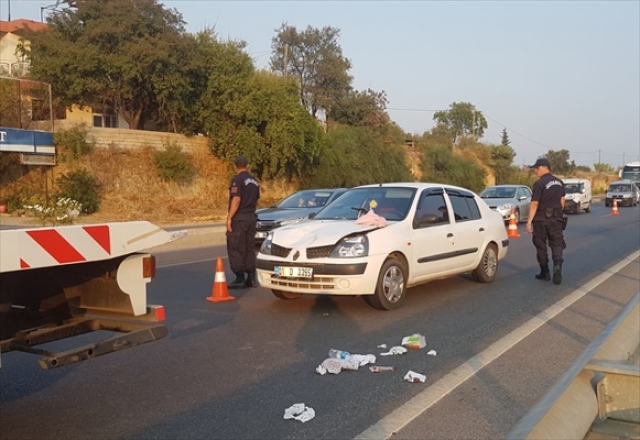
(0, 202), (638, 440)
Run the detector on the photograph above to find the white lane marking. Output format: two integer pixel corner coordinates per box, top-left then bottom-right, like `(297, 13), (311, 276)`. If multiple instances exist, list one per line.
(354, 250), (640, 440)
(158, 257), (221, 268)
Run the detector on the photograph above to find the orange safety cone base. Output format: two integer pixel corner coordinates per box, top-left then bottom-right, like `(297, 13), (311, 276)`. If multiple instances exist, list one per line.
(206, 257), (236, 303)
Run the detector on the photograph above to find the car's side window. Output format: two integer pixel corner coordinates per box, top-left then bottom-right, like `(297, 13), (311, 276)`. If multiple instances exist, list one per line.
(413, 192), (447, 229)
(466, 197), (481, 220)
(449, 194), (476, 222)
(523, 187), (532, 198)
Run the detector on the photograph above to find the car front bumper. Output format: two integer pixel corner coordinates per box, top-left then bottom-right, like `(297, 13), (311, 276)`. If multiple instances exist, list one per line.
(256, 253), (388, 296)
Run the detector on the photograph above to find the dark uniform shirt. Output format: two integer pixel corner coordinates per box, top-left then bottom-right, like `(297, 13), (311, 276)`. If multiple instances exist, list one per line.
(532, 173), (565, 214)
(229, 171), (260, 212)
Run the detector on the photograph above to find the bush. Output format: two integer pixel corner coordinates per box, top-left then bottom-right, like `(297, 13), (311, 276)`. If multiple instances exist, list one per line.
(55, 169), (101, 214)
(153, 142), (195, 185)
(420, 145), (487, 193)
(54, 124), (92, 161)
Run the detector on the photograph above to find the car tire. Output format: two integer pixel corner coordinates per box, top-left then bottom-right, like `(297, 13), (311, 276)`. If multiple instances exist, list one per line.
(271, 290), (302, 300)
(605, 202), (610, 208)
(472, 243), (498, 283)
(585, 201), (591, 213)
(365, 256), (408, 311)
(514, 209), (521, 223)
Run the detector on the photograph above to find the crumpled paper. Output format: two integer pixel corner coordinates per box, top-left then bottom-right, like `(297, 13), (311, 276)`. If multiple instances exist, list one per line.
(355, 209), (387, 227)
(316, 358), (360, 375)
(404, 370), (426, 383)
(427, 350), (437, 356)
(380, 346), (408, 356)
(284, 403), (315, 423)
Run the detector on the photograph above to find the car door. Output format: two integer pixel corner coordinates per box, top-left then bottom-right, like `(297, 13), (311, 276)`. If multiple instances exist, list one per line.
(445, 189), (486, 269)
(517, 186), (532, 219)
(409, 188), (459, 281)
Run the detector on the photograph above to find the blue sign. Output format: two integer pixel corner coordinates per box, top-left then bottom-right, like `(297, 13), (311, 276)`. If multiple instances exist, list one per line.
(0, 127), (55, 155)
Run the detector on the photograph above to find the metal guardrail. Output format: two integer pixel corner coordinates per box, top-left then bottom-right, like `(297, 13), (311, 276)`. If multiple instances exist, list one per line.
(507, 292), (640, 440)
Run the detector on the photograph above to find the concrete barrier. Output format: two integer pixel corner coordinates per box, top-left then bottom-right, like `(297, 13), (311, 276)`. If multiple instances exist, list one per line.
(507, 292), (640, 440)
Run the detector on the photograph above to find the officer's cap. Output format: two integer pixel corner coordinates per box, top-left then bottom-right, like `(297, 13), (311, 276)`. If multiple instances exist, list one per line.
(234, 155), (249, 167)
(530, 158), (551, 169)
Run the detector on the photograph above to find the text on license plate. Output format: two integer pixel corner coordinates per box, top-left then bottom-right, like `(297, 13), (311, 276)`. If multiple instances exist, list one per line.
(274, 266), (313, 278)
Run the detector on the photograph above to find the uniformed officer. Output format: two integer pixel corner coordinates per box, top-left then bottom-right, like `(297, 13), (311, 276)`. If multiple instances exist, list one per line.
(526, 158), (566, 284)
(226, 156), (260, 289)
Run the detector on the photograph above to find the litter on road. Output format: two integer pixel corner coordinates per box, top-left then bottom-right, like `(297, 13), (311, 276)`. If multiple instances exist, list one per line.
(380, 346), (408, 356)
(427, 350), (437, 356)
(402, 333), (426, 350)
(283, 403), (315, 423)
(369, 366), (395, 373)
(404, 370), (426, 383)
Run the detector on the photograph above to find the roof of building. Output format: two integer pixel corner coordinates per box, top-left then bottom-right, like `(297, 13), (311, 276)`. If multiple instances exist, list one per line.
(0, 19), (48, 35)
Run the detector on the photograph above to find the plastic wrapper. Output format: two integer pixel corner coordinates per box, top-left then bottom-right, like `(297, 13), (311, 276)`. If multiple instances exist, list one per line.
(402, 334), (426, 350)
(404, 370), (426, 383)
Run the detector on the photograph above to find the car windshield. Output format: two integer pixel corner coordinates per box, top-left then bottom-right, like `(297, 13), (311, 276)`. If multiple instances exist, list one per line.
(313, 187), (416, 221)
(609, 185), (631, 192)
(564, 184), (582, 194)
(275, 190), (333, 209)
(480, 187), (516, 199)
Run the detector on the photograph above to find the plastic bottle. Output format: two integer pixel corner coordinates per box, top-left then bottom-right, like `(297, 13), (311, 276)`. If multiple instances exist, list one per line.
(328, 349), (353, 361)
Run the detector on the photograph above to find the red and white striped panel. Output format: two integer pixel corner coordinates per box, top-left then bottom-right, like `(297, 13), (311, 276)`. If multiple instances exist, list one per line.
(19, 225), (111, 269)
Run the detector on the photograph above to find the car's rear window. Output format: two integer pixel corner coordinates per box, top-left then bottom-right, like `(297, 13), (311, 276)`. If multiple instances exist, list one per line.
(480, 187), (516, 198)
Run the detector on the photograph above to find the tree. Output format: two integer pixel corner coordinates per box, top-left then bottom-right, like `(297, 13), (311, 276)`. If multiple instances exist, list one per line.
(25, 0), (189, 130)
(270, 23), (352, 118)
(329, 88), (389, 127)
(490, 144), (518, 184)
(542, 149), (575, 175)
(433, 102), (488, 147)
(420, 145), (487, 193)
(594, 162), (614, 173)
(500, 128), (511, 146)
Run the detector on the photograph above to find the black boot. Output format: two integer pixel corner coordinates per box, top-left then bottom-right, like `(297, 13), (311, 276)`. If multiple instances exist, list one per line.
(535, 265), (550, 281)
(228, 273), (246, 289)
(245, 271), (258, 288)
(553, 264), (562, 285)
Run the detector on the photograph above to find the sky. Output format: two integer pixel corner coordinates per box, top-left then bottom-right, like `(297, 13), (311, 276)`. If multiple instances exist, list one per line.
(2, 0), (639, 168)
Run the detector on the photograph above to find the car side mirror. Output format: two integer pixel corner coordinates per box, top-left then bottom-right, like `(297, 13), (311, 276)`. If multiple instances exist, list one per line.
(308, 212), (317, 219)
(519, 196), (527, 200)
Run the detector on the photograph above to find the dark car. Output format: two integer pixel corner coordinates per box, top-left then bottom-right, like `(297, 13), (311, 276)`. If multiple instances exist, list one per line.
(255, 188), (348, 245)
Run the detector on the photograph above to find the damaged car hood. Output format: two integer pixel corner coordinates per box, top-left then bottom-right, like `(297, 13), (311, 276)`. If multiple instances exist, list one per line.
(271, 220), (384, 248)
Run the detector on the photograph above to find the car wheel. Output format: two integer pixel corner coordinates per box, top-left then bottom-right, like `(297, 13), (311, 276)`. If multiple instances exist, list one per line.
(366, 256), (408, 311)
(472, 244), (498, 283)
(514, 209), (521, 223)
(585, 201), (591, 213)
(605, 202), (610, 208)
(271, 290), (301, 300)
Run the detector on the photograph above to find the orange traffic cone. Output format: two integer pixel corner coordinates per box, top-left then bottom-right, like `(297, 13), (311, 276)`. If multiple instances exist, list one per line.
(507, 208), (520, 238)
(611, 198), (619, 216)
(206, 257), (235, 303)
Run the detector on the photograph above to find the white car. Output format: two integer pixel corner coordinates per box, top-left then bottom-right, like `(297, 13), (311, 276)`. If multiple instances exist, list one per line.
(256, 183), (509, 310)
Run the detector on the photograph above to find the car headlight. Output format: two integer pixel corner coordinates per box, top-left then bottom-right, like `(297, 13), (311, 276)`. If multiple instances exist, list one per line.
(278, 217), (304, 226)
(330, 235), (369, 258)
(260, 233), (273, 255)
(500, 203), (513, 210)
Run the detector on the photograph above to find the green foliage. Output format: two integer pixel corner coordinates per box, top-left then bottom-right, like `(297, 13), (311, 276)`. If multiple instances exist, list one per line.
(26, 0), (190, 130)
(594, 162), (614, 173)
(500, 128), (511, 146)
(270, 23), (352, 117)
(433, 102), (488, 146)
(23, 197), (82, 226)
(542, 149), (576, 175)
(420, 145), (487, 193)
(55, 169), (101, 214)
(205, 70), (324, 180)
(153, 143), (195, 185)
(575, 165), (591, 173)
(489, 144), (517, 184)
(302, 124), (411, 188)
(54, 124), (92, 161)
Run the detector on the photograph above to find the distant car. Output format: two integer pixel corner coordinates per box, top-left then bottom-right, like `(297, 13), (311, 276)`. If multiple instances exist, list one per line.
(605, 180), (639, 207)
(479, 185), (532, 223)
(256, 183), (509, 310)
(255, 188), (348, 245)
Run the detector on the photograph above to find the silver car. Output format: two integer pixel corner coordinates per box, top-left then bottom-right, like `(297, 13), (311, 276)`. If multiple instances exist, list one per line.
(480, 185), (532, 223)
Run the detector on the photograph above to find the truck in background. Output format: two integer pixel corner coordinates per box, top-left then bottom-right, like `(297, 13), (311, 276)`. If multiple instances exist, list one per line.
(619, 161), (640, 185)
(0, 221), (186, 369)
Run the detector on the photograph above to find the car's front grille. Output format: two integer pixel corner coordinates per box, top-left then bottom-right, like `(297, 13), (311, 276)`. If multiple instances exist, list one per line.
(307, 244), (334, 259)
(271, 243), (291, 258)
(270, 276), (337, 290)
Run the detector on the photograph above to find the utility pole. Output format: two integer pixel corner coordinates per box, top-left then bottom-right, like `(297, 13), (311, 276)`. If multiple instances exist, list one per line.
(283, 43), (289, 77)
(598, 149), (601, 164)
(472, 111), (476, 141)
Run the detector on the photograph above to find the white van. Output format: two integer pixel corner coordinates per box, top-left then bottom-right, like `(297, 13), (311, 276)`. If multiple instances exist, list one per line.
(563, 178), (592, 213)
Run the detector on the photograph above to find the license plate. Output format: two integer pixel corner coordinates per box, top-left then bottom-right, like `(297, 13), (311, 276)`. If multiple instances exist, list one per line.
(256, 232), (267, 238)
(274, 266), (313, 278)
